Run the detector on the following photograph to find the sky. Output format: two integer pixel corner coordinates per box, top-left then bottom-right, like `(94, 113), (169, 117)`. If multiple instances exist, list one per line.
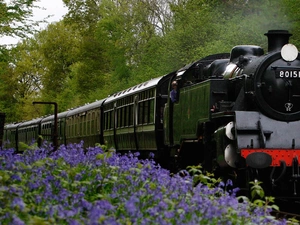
(1, 0), (68, 45)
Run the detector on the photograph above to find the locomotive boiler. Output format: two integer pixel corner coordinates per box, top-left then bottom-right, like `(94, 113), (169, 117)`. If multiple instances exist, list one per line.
(4, 30), (300, 197)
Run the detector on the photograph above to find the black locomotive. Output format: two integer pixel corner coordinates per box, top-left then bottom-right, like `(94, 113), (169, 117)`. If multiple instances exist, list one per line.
(4, 30), (300, 197)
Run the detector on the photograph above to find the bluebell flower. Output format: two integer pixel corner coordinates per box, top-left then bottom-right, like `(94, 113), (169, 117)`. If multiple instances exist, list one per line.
(11, 197), (26, 211)
(74, 173), (82, 181)
(226, 179), (233, 187)
(125, 196), (139, 216)
(68, 219), (82, 225)
(81, 199), (93, 210)
(11, 174), (21, 182)
(28, 182), (39, 191)
(47, 205), (55, 217)
(0, 143), (287, 224)
(11, 215), (25, 225)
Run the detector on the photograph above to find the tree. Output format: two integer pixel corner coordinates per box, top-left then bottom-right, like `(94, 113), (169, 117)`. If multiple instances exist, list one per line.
(0, 48), (18, 122)
(68, 34), (111, 101)
(0, 39), (43, 121)
(0, 0), (41, 40)
(61, 0), (113, 101)
(96, 0), (175, 88)
(280, 0), (300, 47)
(161, 0), (293, 68)
(0, 0), (45, 121)
(35, 21), (82, 110)
(63, 0), (101, 31)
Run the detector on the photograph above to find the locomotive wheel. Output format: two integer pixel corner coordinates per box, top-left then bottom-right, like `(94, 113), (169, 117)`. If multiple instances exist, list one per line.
(177, 142), (204, 171)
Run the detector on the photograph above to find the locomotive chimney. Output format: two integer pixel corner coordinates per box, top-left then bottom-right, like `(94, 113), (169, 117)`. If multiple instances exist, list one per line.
(264, 30), (292, 52)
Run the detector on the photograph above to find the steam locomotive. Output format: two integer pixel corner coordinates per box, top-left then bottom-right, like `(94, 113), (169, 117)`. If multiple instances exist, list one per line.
(4, 30), (300, 197)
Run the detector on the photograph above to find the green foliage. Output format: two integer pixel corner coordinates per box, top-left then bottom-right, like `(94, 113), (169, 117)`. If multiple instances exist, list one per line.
(187, 166), (299, 224)
(187, 165), (222, 188)
(37, 22), (81, 102)
(0, 0), (42, 40)
(95, 143), (109, 151)
(18, 142), (38, 152)
(68, 35), (110, 101)
(280, 0), (300, 47)
(63, 0), (102, 31)
(3, 0), (300, 121)
(0, 48), (18, 121)
(248, 180), (279, 212)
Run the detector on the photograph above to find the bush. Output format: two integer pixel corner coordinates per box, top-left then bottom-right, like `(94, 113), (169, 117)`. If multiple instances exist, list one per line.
(0, 142), (286, 224)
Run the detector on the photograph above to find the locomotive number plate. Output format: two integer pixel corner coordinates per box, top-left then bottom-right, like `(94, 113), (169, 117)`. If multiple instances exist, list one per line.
(275, 69), (300, 78)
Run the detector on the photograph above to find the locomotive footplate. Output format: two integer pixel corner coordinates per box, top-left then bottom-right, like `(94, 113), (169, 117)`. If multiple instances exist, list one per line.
(241, 149), (300, 167)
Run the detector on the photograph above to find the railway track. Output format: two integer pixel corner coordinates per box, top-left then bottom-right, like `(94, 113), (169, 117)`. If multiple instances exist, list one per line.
(271, 210), (300, 224)
(271, 198), (300, 223)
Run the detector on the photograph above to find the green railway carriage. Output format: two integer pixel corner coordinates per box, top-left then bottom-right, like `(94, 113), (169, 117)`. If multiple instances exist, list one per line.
(65, 100), (104, 147)
(40, 111), (69, 146)
(103, 73), (174, 162)
(9, 118), (43, 151)
(18, 119), (41, 146)
(3, 122), (22, 149)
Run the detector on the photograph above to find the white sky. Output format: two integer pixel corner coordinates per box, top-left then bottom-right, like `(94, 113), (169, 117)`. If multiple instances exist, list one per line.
(1, 0), (68, 45)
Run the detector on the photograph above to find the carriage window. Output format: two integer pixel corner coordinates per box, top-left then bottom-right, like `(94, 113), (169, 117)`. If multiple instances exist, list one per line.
(68, 123), (70, 137)
(103, 113), (106, 130)
(124, 106), (128, 127)
(107, 112), (110, 130)
(71, 119), (74, 137)
(118, 108), (121, 128)
(121, 107), (126, 127)
(96, 112), (99, 132)
(128, 105), (133, 126)
(149, 99), (154, 123)
(138, 102), (144, 124)
(144, 101), (149, 124)
(87, 113), (91, 135)
(79, 118), (82, 136)
(106, 112), (110, 130)
(83, 117), (86, 136)
(75, 124), (77, 137)
(91, 112), (95, 134)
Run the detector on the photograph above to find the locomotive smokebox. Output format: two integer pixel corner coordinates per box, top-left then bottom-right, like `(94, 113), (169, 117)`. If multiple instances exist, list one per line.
(265, 30), (292, 52)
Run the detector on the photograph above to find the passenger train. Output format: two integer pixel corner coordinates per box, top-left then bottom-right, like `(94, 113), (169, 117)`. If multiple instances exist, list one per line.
(4, 30), (300, 197)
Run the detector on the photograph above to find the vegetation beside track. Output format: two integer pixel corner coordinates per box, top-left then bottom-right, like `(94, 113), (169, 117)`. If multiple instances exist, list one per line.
(0, 142), (290, 224)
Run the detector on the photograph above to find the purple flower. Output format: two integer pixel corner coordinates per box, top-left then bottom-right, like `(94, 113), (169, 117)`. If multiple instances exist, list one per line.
(81, 199), (93, 210)
(11, 215), (25, 225)
(125, 196), (139, 216)
(226, 179), (233, 187)
(68, 219), (82, 225)
(11, 197), (26, 211)
(0, 143), (285, 224)
(11, 174), (21, 181)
